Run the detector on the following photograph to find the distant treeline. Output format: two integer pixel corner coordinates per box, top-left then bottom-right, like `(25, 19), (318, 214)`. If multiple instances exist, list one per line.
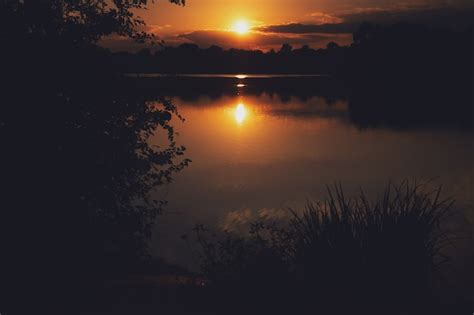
(112, 41), (345, 74)
(111, 23), (473, 78)
(118, 22), (473, 128)
(345, 23), (472, 128)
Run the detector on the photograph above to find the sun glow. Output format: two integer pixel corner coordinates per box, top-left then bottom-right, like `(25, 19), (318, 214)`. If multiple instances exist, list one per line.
(232, 20), (250, 35)
(234, 103), (248, 124)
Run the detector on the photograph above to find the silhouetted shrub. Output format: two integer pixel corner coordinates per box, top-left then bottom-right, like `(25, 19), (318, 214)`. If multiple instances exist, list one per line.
(0, 1), (189, 312)
(192, 181), (455, 314)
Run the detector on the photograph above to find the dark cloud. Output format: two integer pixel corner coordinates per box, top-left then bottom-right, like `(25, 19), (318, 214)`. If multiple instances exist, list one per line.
(100, 30), (352, 52)
(256, 6), (474, 36)
(177, 30), (245, 49)
(341, 6), (474, 28)
(177, 30), (352, 50)
(317, 0), (472, 11)
(100, 35), (148, 52)
(254, 23), (357, 35)
(308, 11), (344, 24)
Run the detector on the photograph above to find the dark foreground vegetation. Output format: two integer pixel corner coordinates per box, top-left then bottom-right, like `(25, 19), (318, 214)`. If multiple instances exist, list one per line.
(82, 183), (470, 315)
(185, 182), (466, 315)
(0, 1), (190, 313)
(0, 1), (472, 314)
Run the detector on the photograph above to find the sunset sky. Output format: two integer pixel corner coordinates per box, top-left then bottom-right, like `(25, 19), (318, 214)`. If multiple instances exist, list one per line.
(104, 0), (474, 51)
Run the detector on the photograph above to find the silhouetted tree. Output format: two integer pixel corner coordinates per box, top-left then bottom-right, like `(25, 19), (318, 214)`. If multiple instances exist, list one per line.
(327, 41), (340, 49)
(346, 23), (473, 128)
(0, 0), (185, 44)
(279, 43), (293, 54)
(0, 0), (189, 312)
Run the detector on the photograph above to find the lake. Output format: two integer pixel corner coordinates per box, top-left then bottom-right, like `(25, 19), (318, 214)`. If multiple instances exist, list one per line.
(142, 75), (473, 269)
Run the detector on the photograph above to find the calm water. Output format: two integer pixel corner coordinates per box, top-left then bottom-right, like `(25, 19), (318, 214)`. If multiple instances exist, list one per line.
(147, 77), (473, 269)
(128, 73), (328, 79)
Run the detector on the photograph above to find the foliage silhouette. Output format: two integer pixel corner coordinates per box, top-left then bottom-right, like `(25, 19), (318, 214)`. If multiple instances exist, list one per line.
(1, 0), (185, 44)
(0, 0), (189, 313)
(346, 23), (473, 129)
(112, 42), (349, 74)
(190, 182), (464, 315)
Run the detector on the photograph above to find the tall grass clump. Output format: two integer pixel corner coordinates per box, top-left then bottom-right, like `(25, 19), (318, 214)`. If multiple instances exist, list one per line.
(287, 182), (454, 312)
(192, 181), (455, 314)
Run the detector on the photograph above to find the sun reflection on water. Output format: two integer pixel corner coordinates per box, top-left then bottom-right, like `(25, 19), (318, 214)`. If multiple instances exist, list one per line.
(234, 103), (248, 124)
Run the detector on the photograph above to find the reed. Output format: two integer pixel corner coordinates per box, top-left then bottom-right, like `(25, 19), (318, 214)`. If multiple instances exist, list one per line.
(193, 181), (455, 314)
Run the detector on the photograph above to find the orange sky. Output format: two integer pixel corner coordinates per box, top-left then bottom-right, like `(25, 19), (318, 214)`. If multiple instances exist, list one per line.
(144, 0), (339, 32)
(103, 0), (473, 51)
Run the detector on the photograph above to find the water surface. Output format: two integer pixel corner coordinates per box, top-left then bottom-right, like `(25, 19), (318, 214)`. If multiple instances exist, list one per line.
(128, 73), (328, 79)
(147, 77), (473, 268)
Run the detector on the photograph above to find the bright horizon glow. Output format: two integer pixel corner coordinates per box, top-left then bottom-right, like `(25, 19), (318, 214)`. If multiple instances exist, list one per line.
(234, 103), (248, 124)
(232, 20), (250, 35)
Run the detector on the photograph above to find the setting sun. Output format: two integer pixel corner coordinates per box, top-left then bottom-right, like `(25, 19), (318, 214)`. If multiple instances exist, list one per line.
(232, 20), (250, 35)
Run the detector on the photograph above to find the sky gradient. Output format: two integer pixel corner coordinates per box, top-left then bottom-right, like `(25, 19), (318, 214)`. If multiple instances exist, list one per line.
(103, 0), (474, 51)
